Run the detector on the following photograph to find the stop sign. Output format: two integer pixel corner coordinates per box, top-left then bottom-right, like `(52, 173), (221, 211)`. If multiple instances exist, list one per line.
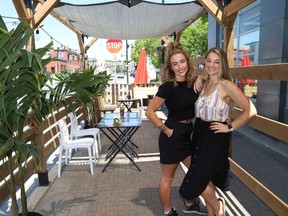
(106, 39), (123, 53)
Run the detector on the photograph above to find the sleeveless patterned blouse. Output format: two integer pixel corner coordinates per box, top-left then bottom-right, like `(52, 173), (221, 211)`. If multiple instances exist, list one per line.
(195, 81), (230, 122)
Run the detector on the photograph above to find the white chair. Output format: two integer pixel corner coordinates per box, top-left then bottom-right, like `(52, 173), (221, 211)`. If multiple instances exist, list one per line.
(68, 112), (102, 159)
(57, 118), (95, 177)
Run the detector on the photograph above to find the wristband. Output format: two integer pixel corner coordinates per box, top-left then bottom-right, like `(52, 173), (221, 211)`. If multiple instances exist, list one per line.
(158, 123), (168, 132)
(228, 124), (234, 131)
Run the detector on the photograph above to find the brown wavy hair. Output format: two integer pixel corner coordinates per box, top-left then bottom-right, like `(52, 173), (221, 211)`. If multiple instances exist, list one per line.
(160, 42), (194, 87)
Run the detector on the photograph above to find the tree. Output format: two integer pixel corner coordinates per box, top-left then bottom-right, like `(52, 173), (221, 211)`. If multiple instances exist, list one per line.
(131, 38), (162, 69)
(180, 14), (208, 58)
(131, 14), (208, 68)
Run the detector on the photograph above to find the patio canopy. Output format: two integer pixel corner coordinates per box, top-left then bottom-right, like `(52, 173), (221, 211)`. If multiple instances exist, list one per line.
(53, 0), (204, 40)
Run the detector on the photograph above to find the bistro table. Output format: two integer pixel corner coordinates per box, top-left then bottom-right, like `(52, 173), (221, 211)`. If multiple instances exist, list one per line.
(117, 98), (141, 112)
(97, 112), (142, 172)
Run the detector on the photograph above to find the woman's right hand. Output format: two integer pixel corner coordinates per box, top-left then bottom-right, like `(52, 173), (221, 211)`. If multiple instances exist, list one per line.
(166, 128), (173, 138)
(193, 75), (204, 93)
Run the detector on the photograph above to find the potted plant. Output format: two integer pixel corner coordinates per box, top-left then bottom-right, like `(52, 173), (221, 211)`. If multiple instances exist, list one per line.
(0, 16), (110, 216)
(0, 16), (54, 216)
(52, 67), (110, 126)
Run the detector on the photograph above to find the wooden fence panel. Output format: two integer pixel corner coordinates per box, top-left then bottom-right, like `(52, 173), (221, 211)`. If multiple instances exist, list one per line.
(231, 108), (288, 143)
(0, 103), (83, 203)
(229, 158), (288, 216)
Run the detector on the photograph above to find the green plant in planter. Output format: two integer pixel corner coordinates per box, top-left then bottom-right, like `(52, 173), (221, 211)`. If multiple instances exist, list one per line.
(52, 67), (110, 125)
(0, 15), (111, 216)
(0, 16), (54, 216)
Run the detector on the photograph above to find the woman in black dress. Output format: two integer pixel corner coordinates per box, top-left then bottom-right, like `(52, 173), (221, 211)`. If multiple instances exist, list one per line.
(145, 42), (202, 216)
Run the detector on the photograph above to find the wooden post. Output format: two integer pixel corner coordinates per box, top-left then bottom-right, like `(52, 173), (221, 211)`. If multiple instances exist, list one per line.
(223, 13), (237, 65)
(26, 1), (35, 52)
(77, 32), (86, 71)
(223, 13), (237, 157)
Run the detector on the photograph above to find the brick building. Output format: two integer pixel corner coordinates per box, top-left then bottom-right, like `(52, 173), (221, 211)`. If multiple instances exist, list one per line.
(45, 47), (83, 73)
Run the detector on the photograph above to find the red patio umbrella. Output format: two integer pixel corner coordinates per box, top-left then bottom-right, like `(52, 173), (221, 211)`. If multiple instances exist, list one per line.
(239, 49), (254, 88)
(134, 48), (148, 85)
(242, 49), (250, 65)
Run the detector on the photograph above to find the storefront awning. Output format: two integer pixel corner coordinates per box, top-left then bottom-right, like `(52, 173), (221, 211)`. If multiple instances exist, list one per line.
(53, 1), (204, 40)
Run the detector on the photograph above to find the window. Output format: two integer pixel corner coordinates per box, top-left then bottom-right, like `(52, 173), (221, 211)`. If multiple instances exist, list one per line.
(69, 54), (75, 61)
(239, 6), (260, 34)
(239, 30), (259, 66)
(58, 52), (63, 60)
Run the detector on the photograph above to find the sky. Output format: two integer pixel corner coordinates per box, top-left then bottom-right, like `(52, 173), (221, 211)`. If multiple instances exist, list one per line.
(0, 0), (191, 61)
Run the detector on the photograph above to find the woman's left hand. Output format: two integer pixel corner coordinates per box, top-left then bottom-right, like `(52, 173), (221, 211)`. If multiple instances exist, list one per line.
(210, 122), (230, 133)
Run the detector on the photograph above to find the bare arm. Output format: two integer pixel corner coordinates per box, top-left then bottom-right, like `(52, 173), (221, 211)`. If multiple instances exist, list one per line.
(145, 96), (173, 137)
(193, 75), (207, 93)
(211, 81), (257, 133)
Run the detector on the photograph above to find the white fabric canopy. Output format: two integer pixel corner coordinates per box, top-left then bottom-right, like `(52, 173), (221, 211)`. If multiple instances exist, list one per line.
(54, 1), (204, 40)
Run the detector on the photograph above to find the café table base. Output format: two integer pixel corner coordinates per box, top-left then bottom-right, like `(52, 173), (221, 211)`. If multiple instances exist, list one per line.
(99, 126), (141, 172)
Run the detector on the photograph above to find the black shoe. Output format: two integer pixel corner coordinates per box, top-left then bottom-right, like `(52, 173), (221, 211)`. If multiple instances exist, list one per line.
(163, 207), (178, 216)
(183, 199), (207, 215)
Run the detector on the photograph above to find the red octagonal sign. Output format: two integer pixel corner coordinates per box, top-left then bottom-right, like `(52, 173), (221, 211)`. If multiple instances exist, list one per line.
(106, 39), (123, 53)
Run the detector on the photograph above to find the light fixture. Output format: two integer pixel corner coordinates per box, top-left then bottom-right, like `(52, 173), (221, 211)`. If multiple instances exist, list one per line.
(35, 29), (40, 41)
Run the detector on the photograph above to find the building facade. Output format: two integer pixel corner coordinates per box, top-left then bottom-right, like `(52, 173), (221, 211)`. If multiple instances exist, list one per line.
(45, 47), (82, 73)
(208, 0), (288, 123)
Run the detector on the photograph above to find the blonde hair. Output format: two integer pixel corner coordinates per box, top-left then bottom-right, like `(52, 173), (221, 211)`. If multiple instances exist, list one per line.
(160, 42), (194, 87)
(205, 47), (232, 81)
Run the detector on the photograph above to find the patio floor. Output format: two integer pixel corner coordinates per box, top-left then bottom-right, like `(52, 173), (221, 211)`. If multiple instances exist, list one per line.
(23, 116), (285, 216)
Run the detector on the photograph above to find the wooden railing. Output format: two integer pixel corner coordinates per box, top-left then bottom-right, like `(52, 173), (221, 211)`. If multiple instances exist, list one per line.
(104, 83), (160, 106)
(0, 103), (85, 204)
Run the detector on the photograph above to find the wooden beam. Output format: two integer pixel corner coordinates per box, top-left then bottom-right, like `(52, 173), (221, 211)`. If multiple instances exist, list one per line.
(12, 0), (30, 21)
(198, 0), (224, 27)
(50, 11), (82, 34)
(25, 2), (35, 51)
(224, 0), (256, 18)
(77, 32), (85, 54)
(230, 108), (288, 143)
(192, 56), (288, 81)
(216, 0), (224, 11)
(231, 63), (288, 81)
(36, 0), (81, 34)
(191, 56), (205, 65)
(36, 0), (84, 68)
(223, 13), (237, 65)
(77, 32), (86, 71)
(229, 158), (288, 216)
(85, 37), (98, 52)
(33, 0), (60, 27)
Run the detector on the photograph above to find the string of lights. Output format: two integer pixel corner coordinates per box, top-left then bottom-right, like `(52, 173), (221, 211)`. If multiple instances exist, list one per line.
(38, 26), (79, 53)
(2, 14), (79, 53)
(2, 15), (19, 20)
